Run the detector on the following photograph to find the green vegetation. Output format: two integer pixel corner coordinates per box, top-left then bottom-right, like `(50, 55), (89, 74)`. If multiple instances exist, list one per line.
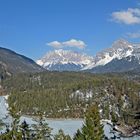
(0, 105), (53, 140)
(1, 71), (140, 125)
(54, 129), (71, 140)
(0, 120), (4, 130)
(74, 105), (104, 140)
(32, 111), (52, 140)
(0, 105), (104, 140)
(0, 106), (22, 140)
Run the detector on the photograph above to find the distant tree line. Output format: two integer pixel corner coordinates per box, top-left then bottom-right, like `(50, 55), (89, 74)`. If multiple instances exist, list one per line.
(1, 71), (140, 126)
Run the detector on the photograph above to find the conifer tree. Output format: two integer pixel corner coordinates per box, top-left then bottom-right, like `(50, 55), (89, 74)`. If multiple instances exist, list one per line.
(54, 129), (71, 140)
(74, 105), (104, 140)
(32, 111), (52, 140)
(73, 129), (83, 140)
(0, 119), (4, 130)
(20, 120), (31, 140)
(0, 105), (22, 140)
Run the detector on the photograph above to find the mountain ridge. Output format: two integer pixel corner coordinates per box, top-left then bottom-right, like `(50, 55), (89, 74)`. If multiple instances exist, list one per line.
(36, 49), (94, 71)
(0, 47), (44, 76)
(37, 39), (140, 72)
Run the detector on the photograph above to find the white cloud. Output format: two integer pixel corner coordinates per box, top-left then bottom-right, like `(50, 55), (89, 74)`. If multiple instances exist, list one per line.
(63, 39), (86, 49)
(126, 32), (140, 38)
(112, 8), (140, 24)
(47, 39), (86, 49)
(47, 41), (63, 48)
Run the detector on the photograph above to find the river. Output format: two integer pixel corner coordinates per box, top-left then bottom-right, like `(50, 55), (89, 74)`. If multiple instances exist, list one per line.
(0, 96), (140, 139)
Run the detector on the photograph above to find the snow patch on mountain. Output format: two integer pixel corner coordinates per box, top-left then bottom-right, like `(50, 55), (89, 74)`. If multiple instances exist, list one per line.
(36, 49), (94, 71)
(37, 39), (140, 71)
(36, 60), (44, 66)
(83, 39), (134, 70)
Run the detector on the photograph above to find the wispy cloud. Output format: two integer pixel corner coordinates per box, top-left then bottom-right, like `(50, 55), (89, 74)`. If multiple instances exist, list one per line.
(47, 41), (62, 49)
(47, 39), (86, 49)
(111, 8), (140, 24)
(126, 31), (140, 38)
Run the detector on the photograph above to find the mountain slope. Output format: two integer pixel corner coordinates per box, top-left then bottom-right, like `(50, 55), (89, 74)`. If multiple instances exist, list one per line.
(0, 47), (43, 75)
(37, 49), (94, 71)
(88, 56), (140, 73)
(82, 39), (140, 73)
(83, 39), (134, 70)
(37, 39), (140, 73)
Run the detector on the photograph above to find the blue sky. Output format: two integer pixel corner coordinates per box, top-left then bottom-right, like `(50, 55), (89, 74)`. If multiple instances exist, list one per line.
(0, 0), (140, 60)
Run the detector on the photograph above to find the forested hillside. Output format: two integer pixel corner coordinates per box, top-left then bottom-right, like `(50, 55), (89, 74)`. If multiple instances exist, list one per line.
(2, 72), (140, 126)
(0, 47), (43, 75)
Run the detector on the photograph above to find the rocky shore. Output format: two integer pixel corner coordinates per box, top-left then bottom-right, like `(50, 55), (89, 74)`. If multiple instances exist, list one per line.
(113, 124), (140, 138)
(102, 119), (140, 138)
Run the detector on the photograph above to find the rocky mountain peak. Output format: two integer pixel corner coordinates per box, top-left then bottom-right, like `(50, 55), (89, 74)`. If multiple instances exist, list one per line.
(36, 49), (94, 71)
(112, 39), (133, 49)
(37, 39), (140, 72)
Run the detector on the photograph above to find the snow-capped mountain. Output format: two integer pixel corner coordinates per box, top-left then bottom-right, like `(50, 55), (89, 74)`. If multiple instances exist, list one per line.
(37, 39), (140, 72)
(88, 39), (140, 73)
(36, 49), (94, 71)
(83, 39), (134, 70)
